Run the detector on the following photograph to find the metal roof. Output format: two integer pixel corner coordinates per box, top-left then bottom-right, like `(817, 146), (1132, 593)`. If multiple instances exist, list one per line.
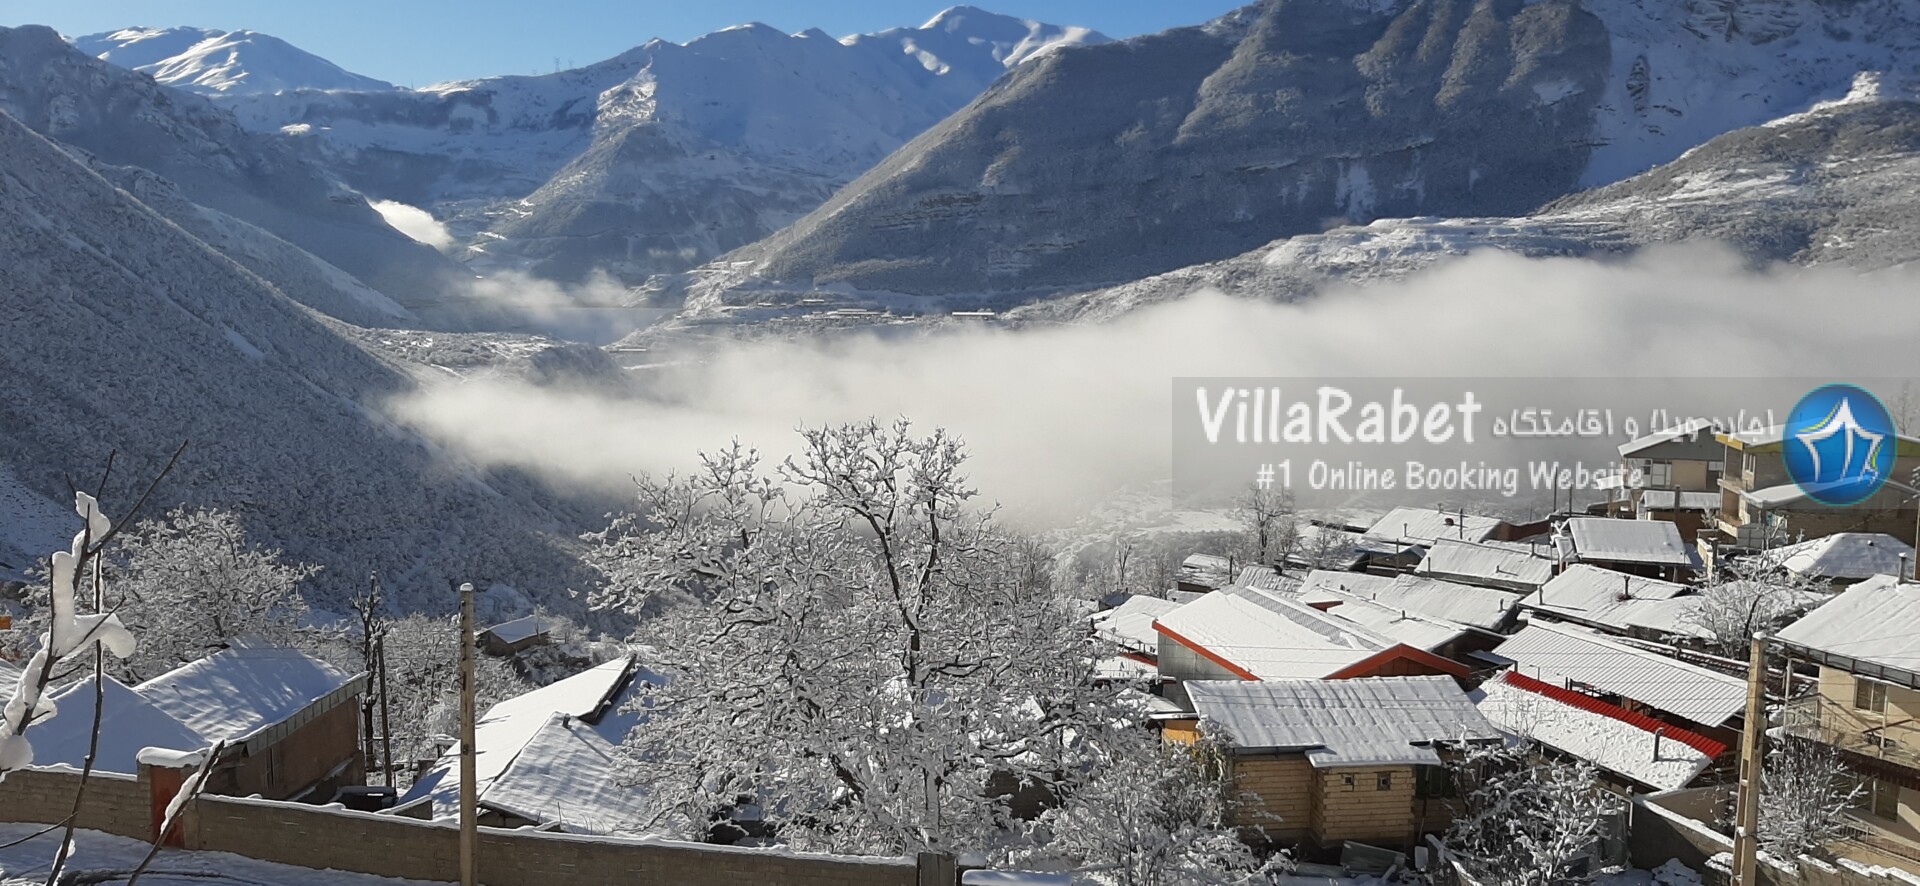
(1636, 490), (1722, 512)
(1475, 672), (1719, 792)
(1299, 569), (1521, 631)
(1519, 565), (1710, 639)
(1763, 533), (1915, 581)
(1092, 595), (1183, 654)
(1416, 539), (1555, 593)
(1777, 574), (1920, 676)
(1303, 595), (1469, 653)
(1566, 518), (1696, 567)
(1491, 621), (1748, 727)
(1187, 676), (1501, 766)
(1363, 507), (1506, 547)
(1153, 585), (1393, 681)
(1234, 565), (1304, 594)
(1617, 418), (1720, 459)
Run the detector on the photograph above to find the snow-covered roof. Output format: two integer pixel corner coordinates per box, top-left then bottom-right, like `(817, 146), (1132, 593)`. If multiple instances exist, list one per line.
(478, 713), (649, 834)
(1363, 507), (1505, 547)
(1777, 575), (1920, 677)
(136, 644), (358, 744)
(1618, 418), (1718, 458)
(1636, 491), (1722, 512)
(1565, 518), (1697, 567)
(1177, 553), (1233, 588)
(402, 655), (657, 818)
(1093, 655), (1158, 681)
(1294, 570), (1396, 605)
(1475, 671), (1722, 792)
(1491, 622), (1748, 727)
(1520, 565), (1702, 637)
(1233, 565), (1302, 594)
(1303, 571), (1522, 631)
(1153, 585), (1395, 681)
(1091, 595), (1181, 655)
(1416, 539), (1555, 592)
(1304, 595), (1467, 653)
(31, 675), (207, 774)
(482, 615), (547, 645)
(1762, 533), (1914, 582)
(1187, 676), (1501, 766)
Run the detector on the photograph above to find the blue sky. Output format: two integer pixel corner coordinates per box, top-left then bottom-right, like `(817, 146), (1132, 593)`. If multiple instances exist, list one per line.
(6, 2), (1247, 87)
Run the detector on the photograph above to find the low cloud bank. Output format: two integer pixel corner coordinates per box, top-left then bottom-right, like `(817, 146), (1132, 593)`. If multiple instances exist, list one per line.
(371, 199), (454, 250)
(389, 244), (1920, 520)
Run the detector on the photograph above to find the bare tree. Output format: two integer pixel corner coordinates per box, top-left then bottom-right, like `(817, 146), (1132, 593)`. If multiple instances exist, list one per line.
(593, 421), (1159, 858)
(1684, 562), (1825, 656)
(1445, 740), (1626, 885)
(1759, 738), (1864, 862)
(1235, 484), (1295, 566)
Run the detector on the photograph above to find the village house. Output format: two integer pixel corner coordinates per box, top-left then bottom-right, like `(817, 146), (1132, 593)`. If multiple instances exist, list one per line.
(1091, 594), (1181, 681)
(1487, 621), (1747, 751)
(1175, 553), (1234, 594)
(1167, 676), (1503, 853)
(17, 644), (365, 802)
(1414, 538), (1555, 595)
(1474, 670), (1726, 794)
(1361, 507), (1512, 556)
(1759, 531), (1916, 588)
(1297, 569), (1524, 642)
(1518, 564), (1705, 642)
(1712, 427), (1920, 560)
(1150, 585), (1470, 708)
(479, 614), (551, 656)
(1777, 574), (1920, 871)
(400, 654), (661, 833)
(1617, 419), (1725, 542)
(1554, 517), (1700, 580)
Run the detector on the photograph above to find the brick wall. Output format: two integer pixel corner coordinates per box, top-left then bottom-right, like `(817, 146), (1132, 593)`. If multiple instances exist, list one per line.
(2, 767), (923, 886)
(1230, 754), (1311, 840)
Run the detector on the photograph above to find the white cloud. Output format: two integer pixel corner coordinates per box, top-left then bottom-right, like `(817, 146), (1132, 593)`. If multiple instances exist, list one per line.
(370, 199), (453, 250)
(387, 244), (1920, 520)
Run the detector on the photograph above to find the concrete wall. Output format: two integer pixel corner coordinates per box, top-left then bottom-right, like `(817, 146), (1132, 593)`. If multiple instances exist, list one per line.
(1631, 789), (1920, 886)
(1, 766), (925, 886)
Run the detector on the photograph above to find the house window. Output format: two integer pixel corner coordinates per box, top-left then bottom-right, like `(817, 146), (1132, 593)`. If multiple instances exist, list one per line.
(1416, 765), (1456, 799)
(1871, 778), (1900, 821)
(1340, 773), (1356, 792)
(1856, 678), (1889, 712)
(1377, 773), (1393, 792)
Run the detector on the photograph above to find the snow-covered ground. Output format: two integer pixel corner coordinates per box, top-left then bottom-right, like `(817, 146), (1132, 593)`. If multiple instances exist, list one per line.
(0, 823), (448, 885)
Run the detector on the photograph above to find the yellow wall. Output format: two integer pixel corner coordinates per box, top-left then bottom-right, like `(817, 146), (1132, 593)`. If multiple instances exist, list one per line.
(1312, 765), (1418, 846)
(1228, 755), (1313, 841)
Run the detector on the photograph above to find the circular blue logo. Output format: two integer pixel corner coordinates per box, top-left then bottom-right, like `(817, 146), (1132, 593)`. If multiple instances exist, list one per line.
(1782, 384), (1897, 506)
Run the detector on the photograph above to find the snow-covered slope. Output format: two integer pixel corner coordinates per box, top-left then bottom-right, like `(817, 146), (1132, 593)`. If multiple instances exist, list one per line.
(0, 105), (586, 612)
(672, 0), (1920, 308)
(0, 25), (462, 311)
(221, 7), (1106, 282)
(73, 26), (394, 95)
(1012, 87), (1920, 323)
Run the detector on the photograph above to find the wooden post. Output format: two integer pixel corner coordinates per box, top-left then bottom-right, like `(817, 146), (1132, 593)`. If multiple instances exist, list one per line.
(458, 582), (478, 886)
(1731, 633), (1768, 885)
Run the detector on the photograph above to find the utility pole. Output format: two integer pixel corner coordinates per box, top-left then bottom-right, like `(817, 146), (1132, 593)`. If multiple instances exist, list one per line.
(458, 582), (478, 886)
(377, 633), (394, 788)
(1731, 633), (1768, 886)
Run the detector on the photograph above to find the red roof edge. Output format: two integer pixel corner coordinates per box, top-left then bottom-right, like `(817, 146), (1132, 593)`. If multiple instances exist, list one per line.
(1500, 671), (1728, 759)
(1119, 650), (1158, 667)
(1327, 644), (1472, 680)
(1151, 620), (1260, 681)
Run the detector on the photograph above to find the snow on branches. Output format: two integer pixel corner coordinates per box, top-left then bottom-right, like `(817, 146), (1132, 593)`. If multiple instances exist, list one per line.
(1, 492), (137, 777)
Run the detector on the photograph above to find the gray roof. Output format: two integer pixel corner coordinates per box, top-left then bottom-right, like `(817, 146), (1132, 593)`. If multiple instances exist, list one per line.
(1636, 490), (1722, 512)
(1520, 565), (1705, 638)
(1763, 533), (1914, 581)
(1617, 418), (1720, 458)
(1234, 565), (1303, 594)
(1416, 539), (1555, 592)
(1364, 507), (1506, 547)
(1492, 621), (1748, 727)
(1565, 518), (1697, 567)
(1092, 595), (1183, 654)
(1777, 575), (1920, 676)
(1300, 569), (1521, 631)
(1187, 676), (1501, 767)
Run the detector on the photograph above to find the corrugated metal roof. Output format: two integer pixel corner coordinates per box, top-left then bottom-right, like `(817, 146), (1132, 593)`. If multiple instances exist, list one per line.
(1234, 565), (1304, 594)
(1092, 595), (1183, 654)
(1617, 418), (1719, 458)
(1520, 564), (1704, 638)
(1153, 585), (1392, 681)
(1476, 672), (1719, 792)
(1305, 595), (1468, 653)
(1636, 490), (1722, 512)
(1188, 676), (1501, 766)
(1491, 621), (1748, 727)
(1566, 518), (1696, 567)
(1364, 507), (1506, 547)
(1777, 574), (1920, 674)
(1763, 533), (1914, 581)
(1417, 539), (1555, 592)
(1300, 569), (1522, 631)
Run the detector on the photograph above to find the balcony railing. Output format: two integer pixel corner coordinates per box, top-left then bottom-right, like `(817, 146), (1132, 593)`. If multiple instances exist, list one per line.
(1784, 696), (1920, 775)
(1838, 815), (1920, 869)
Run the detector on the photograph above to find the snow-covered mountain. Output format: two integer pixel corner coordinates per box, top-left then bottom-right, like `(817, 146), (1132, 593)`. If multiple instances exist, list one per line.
(670, 0), (1920, 311)
(218, 8), (1105, 281)
(72, 26), (394, 95)
(0, 25), (464, 311)
(0, 105), (587, 611)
